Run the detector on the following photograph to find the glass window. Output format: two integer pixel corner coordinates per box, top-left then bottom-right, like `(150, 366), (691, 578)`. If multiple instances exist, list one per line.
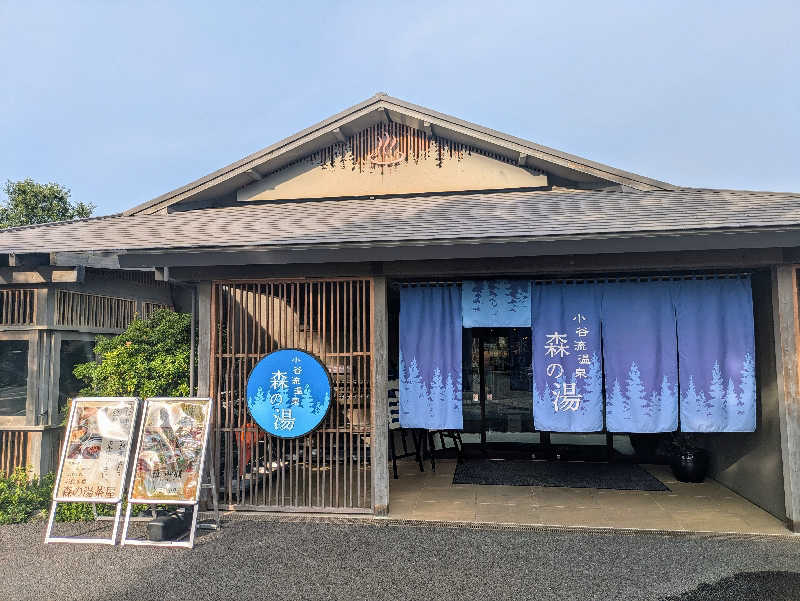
(0, 340), (29, 417)
(58, 340), (95, 414)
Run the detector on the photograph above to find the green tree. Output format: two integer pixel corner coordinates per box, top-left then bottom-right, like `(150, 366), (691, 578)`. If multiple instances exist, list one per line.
(0, 178), (94, 229)
(73, 309), (191, 398)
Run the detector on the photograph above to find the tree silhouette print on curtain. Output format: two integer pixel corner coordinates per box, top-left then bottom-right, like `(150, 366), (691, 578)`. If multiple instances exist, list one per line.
(462, 280), (531, 327)
(398, 285), (463, 430)
(677, 278), (756, 432)
(602, 281), (679, 433)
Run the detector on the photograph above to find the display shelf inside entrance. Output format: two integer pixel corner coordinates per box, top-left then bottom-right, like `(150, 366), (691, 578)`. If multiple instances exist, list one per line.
(120, 397), (219, 548)
(45, 397), (141, 545)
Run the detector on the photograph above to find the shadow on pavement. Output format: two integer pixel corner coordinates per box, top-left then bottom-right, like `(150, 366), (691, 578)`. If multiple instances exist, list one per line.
(663, 571), (800, 601)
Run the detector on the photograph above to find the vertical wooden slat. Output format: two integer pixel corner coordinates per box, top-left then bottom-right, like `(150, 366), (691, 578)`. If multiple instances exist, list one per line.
(266, 283), (273, 506)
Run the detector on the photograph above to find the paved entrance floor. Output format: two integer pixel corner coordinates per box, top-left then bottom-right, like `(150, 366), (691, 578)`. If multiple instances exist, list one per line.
(389, 458), (790, 535)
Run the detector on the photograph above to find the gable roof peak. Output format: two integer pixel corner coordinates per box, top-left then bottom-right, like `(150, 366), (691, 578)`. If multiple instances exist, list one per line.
(124, 93), (675, 216)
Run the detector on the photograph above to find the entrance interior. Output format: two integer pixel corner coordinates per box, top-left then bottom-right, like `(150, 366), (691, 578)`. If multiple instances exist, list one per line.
(463, 328), (534, 449)
(463, 327), (610, 461)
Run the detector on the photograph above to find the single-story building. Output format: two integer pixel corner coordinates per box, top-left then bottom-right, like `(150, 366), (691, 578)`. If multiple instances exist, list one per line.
(1, 93), (799, 531)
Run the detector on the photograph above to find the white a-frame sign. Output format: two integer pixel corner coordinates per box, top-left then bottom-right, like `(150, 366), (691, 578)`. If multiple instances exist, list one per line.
(45, 397), (141, 545)
(121, 397), (219, 548)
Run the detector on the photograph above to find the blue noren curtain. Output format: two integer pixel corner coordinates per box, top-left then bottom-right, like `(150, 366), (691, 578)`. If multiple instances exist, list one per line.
(532, 283), (603, 432)
(462, 280), (531, 327)
(399, 285), (463, 430)
(676, 278), (756, 432)
(602, 281), (679, 432)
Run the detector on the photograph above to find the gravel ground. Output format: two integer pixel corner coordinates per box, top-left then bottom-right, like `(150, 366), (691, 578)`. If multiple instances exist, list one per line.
(1, 516), (799, 601)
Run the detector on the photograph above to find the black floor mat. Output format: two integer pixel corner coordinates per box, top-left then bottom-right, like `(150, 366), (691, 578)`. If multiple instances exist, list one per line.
(452, 459), (669, 490)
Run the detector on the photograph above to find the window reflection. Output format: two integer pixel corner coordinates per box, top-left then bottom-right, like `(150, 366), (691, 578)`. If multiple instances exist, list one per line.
(0, 340), (28, 417)
(58, 340), (95, 414)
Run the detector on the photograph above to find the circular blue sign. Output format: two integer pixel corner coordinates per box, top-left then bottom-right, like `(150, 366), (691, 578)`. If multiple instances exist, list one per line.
(246, 349), (332, 439)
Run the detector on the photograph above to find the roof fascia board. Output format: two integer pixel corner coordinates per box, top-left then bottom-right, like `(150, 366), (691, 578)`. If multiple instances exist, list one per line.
(125, 97), (388, 216)
(378, 96), (674, 190)
(115, 228), (800, 268)
(125, 94), (674, 216)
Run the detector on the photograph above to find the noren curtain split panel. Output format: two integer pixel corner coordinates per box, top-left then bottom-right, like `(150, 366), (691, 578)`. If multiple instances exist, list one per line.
(398, 285), (463, 430)
(398, 278), (757, 433)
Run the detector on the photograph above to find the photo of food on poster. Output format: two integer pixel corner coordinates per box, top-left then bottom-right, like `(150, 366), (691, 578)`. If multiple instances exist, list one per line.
(131, 399), (210, 502)
(55, 398), (138, 502)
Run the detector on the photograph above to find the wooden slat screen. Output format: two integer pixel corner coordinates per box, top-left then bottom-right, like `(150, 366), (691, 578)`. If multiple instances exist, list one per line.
(266, 121), (530, 178)
(0, 430), (28, 475)
(0, 288), (36, 326)
(55, 291), (136, 330)
(140, 301), (172, 320)
(211, 279), (373, 512)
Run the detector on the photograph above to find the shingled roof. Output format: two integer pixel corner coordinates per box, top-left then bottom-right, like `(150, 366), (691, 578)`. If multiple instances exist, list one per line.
(1, 188), (799, 257)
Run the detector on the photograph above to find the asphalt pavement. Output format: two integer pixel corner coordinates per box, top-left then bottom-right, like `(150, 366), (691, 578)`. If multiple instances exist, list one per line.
(2, 516), (799, 601)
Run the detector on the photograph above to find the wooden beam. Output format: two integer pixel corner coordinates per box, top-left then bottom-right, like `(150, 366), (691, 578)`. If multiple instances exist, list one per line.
(163, 247), (786, 283)
(371, 276), (389, 516)
(245, 169), (263, 181)
(771, 264), (800, 531)
(518, 153), (528, 166)
(0, 266), (84, 285)
(197, 283), (212, 397)
(8, 253), (49, 268)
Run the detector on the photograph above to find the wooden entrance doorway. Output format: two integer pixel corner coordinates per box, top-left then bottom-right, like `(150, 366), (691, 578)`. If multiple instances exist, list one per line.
(211, 279), (374, 512)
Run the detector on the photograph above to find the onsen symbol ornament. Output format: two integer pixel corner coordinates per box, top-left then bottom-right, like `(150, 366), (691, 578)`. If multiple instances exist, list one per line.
(369, 132), (405, 166)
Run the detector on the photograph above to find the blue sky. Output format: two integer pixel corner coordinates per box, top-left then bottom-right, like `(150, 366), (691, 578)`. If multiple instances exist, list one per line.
(1, 1), (798, 216)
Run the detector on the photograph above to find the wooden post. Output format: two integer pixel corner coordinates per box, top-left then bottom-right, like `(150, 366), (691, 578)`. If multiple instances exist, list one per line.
(197, 283), (211, 397)
(771, 264), (800, 531)
(371, 276), (389, 516)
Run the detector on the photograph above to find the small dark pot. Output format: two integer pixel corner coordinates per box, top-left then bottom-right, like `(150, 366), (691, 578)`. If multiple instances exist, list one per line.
(671, 449), (709, 483)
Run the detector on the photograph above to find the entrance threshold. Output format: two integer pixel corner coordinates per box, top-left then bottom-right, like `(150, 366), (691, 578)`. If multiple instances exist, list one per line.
(388, 458), (791, 536)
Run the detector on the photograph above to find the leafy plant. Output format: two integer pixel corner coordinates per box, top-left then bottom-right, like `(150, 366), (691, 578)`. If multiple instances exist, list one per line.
(669, 431), (701, 453)
(73, 309), (192, 398)
(1, 178), (94, 229)
(0, 467), (158, 523)
(0, 467), (54, 524)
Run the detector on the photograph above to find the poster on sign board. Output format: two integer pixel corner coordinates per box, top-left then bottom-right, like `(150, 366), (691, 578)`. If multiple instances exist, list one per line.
(54, 398), (139, 503)
(129, 398), (211, 503)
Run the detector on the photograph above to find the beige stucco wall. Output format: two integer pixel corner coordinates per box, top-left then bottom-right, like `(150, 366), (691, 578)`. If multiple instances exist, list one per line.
(239, 138), (547, 202)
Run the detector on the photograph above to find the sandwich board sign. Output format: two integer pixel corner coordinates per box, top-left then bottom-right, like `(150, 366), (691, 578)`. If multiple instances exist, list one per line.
(45, 397), (140, 545)
(121, 397), (217, 548)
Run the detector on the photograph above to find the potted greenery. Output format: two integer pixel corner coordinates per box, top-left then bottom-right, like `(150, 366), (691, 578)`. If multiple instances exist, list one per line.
(669, 432), (709, 483)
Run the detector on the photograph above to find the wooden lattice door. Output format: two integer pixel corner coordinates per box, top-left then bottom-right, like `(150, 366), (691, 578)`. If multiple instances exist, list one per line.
(211, 279), (373, 512)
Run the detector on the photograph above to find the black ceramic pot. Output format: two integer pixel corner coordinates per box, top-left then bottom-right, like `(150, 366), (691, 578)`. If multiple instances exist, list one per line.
(671, 448), (709, 483)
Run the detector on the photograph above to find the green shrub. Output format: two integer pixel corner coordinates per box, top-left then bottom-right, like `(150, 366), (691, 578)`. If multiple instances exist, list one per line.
(0, 467), (160, 524)
(73, 308), (192, 398)
(0, 467), (54, 524)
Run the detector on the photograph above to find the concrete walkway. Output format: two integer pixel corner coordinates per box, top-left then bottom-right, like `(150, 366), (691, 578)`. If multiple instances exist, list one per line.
(389, 459), (789, 534)
(2, 515), (799, 601)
